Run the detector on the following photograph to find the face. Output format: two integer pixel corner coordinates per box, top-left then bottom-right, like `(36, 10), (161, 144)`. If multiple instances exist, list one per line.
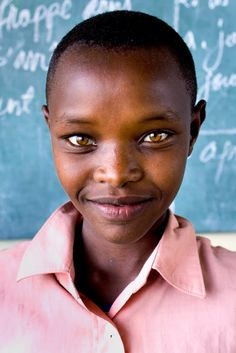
(43, 47), (205, 246)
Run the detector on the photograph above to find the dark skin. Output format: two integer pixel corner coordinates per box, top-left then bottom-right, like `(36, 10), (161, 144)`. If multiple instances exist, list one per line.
(43, 47), (206, 309)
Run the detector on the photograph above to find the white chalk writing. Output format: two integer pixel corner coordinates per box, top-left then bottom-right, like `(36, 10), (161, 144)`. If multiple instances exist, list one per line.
(13, 50), (48, 72)
(174, 1), (236, 104)
(0, 86), (35, 117)
(172, 0), (236, 190)
(173, 0), (198, 31)
(82, 0), (132, 20)
(199, 139), (236, 183)
(197, 19), (234, 100)
(0, 47), (50, 72)
(208, 0), (229, 10)
(0, 0), (72, 43)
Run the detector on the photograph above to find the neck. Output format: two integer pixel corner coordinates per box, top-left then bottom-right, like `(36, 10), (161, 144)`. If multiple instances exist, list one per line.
(73, 212), (168, 309)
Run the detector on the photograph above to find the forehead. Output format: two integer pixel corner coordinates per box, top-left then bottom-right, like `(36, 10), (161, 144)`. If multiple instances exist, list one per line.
(48, 46), (191, 122)
(58, 45), (179, 72)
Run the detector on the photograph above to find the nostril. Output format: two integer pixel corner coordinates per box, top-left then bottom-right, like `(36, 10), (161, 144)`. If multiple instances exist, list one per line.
(93, 164), (143, 187)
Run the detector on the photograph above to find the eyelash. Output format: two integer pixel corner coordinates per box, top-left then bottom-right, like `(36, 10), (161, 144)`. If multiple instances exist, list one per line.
(140, 131), (170, 144)
(68, 135), (96, 147)
(66, 130), (172, 148)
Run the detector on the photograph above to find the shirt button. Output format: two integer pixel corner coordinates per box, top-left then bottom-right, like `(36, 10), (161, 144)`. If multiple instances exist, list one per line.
(104, 325), (125, 353)
(105, 324), (118, 340)
(105, 325), (114, 336)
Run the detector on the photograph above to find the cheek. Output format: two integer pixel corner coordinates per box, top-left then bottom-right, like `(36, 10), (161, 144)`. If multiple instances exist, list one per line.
(52, 151), (89, 198)
(147, 150), (187, 195)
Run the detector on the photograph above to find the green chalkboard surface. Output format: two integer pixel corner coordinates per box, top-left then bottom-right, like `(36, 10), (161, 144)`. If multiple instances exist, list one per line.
(0, 0), (236, 239)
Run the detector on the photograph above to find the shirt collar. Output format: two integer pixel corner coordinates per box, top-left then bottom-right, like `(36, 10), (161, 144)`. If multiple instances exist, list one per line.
(152, 212), (206, 299)
(17, 202), (79, 281)
(17, 202), (206, 299)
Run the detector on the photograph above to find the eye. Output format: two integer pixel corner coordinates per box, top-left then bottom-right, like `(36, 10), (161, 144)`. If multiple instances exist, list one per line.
(68, 135), (95, 147)
(142, 131), (169, 143)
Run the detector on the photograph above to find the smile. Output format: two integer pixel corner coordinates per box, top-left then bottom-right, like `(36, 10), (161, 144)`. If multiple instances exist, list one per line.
(87, 197), (153, 222)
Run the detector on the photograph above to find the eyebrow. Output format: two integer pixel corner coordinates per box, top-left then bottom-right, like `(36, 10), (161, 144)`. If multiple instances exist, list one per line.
(56, 116), (93, 125)
(139, 110), (182, 123)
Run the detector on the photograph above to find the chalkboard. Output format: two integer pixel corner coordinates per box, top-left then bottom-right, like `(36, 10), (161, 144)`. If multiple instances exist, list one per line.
(0, 0), (236, 239)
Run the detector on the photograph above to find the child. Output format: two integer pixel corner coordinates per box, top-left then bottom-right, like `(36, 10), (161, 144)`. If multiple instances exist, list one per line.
(1, 10), (236, 353)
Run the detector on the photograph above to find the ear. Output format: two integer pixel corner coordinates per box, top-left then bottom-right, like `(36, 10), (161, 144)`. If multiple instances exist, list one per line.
(188, 100), (206, 156)
(42, 105), (50, 127)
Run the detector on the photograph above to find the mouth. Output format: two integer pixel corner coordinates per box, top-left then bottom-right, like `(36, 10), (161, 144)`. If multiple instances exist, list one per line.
(87, 196), (153, 222)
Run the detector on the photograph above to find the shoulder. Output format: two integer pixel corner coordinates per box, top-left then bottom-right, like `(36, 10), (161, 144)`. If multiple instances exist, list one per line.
(0, 242), (29, 285)
(196, 236), (236, 290)
(0, 241), (29, 262)
(197, 235), (236, 267)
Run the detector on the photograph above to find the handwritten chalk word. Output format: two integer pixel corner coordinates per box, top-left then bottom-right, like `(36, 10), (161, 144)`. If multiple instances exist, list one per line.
(211, 72), (236, 91)
(173, 0), (198, 31)
(82, 0), (132, 20)
(208, 0), (229, 9)
(0, 44), (51, 71)
(199, 140), (236, 183)
(173, 0), (229, 27)
(13, 50), (48, 72)
(0, 86), (35, 117)
(198, 71), (236, 101)
(185, 30), (236, 52)
(0, 0), (72, 43)
(174, 0), (198, 9)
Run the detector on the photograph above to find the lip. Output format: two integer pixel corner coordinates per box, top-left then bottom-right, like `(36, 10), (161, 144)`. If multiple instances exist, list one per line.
(87, 196), (153, 222)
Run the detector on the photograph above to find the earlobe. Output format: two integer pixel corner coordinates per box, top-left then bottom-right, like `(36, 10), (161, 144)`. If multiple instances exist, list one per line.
(42, 105), (50, 127)
(188, 99), (206, 156)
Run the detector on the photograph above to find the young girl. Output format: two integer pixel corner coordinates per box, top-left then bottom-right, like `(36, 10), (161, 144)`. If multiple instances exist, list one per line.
(1, 10), (236, 353)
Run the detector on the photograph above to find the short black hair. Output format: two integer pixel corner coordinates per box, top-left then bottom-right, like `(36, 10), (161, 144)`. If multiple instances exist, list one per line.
(46, 10), (197, 106)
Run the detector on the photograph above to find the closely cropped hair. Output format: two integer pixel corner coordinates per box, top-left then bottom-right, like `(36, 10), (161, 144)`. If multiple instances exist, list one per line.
(46, 10), (197, 106)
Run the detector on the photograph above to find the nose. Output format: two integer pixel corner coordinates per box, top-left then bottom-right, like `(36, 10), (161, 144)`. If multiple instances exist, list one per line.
(93, 143), (144, 187)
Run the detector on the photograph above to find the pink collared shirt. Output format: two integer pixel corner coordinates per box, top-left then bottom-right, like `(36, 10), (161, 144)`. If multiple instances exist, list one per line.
(1, 202), (236, 352)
